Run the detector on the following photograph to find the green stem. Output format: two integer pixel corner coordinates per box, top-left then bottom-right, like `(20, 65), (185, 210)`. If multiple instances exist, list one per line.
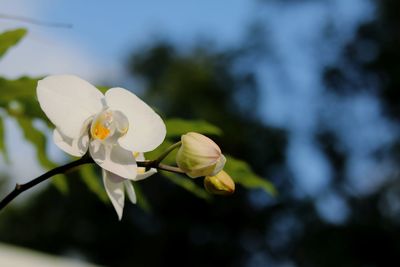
(153, 141), (182, 165)
(157, 163), (185, 174)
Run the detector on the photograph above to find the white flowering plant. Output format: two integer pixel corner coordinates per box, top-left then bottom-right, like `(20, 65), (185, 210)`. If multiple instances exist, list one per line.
(0, 28), (276, 220)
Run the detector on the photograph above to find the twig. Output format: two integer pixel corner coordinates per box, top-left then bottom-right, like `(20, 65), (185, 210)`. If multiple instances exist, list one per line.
(153, 141), (181, 166)
(157, 163), (185, 174)
(0, 155), (93, 211)
(0, 14), (72, 28)
(0, 155), (185, 212)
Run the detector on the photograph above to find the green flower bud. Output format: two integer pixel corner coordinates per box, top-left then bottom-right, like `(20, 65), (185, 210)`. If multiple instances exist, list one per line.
(204, 171), (235, 195)
(176, 132), (226, 178)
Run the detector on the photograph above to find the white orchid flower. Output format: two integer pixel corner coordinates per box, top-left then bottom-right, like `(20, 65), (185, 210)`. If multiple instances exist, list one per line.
(102, 152), (157, 219)
(37, 75), (165, 219)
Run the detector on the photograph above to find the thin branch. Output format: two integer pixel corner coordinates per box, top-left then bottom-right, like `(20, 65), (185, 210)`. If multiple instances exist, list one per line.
(157, 163), (185, 174)
(0, 156), (185, 212)
(138, 160), (185, 174)
(136, 160), (185, 174)
(153, 141), (181, 166)
(0, 14), (72, 28)
(0, 155), (93, 211)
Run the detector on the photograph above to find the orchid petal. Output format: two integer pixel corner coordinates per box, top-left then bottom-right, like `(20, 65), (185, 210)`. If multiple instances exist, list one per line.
(105, 87), (166, 152)
(135, 168), (157, 181)
(123, 180), (137, 204)
(37, 75), (104, 138)
(53, 118), (91, 157)
(103, 170), (125, 220)
(53, 128), (89, 157)
(90, 141), (138, 180)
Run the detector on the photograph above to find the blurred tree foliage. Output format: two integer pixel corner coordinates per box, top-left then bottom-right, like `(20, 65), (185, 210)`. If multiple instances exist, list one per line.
(130, 42), (285, 176)
(300, 0), (400, 266)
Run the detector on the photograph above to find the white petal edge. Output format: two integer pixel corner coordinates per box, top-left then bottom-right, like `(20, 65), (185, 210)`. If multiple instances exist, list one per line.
(53, 117), (91, 157)
(123, 180), (137, 204)
(53, 129), (89, 157)
(103, 170), (125, 220)
(37, 75), (104, 138)
(135, 168), (157, 181)
(90, 141), (138, 180)
(105, 87), (166, 152)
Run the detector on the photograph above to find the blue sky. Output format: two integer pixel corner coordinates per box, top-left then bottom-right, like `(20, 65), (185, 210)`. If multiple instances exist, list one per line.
(0, 0), (253, 81)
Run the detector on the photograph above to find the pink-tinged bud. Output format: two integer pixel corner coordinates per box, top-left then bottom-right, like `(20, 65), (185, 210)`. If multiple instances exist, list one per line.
(176, 132), (226, 178)
(204, 170), (235, 195)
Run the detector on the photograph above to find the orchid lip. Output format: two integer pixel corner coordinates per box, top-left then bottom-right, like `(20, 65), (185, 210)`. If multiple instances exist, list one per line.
(90, 109), (129, 142)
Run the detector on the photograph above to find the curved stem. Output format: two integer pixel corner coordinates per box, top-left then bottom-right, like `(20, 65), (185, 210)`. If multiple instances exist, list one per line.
(138, 160), (185, 174)
(153, 141), (182, 166)
(157, 163), (185, 174)
(0, 155), (93, 211)
(0, 155), (185, 212)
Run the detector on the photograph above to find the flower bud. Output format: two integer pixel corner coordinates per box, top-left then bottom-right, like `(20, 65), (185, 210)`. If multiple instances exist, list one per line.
(176, 132), (226, 178)
(204, 171), (235, 195)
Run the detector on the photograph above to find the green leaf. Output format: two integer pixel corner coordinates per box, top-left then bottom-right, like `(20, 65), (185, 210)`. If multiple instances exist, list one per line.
(162, 171), (211, 201)
(0, 76), (69, 193)
(15, 116), (68, 193)
(0, 28), (27, 59)
(0, 77), (50, 127)
(165, 118), (222, 138)
(0, 76), (38, 103)
(79, 165), (108, 202)
(225, 156), (277, 196)
(0, 116), (9, 162)
(16, 117), (54, 168)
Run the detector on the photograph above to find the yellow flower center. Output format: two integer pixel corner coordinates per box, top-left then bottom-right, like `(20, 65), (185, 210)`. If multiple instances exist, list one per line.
(91, 121), (111, 140)
(90, 109), (129, 142)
